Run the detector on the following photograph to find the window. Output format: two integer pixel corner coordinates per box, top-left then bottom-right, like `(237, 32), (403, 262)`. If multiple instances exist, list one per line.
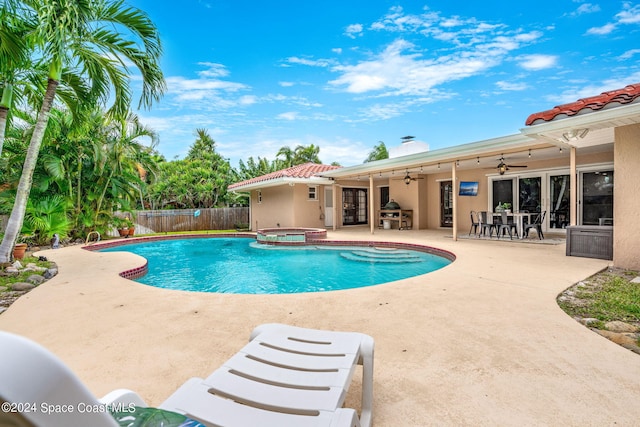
(492, 179), (513, 211)
(308, 186), (318, 200)
(257, 190), (262, 204)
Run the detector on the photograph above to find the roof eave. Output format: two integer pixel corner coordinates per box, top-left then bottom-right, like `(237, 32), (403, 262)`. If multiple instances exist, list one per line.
(229, 177), (334, 192)
(520, 101), (640, 144)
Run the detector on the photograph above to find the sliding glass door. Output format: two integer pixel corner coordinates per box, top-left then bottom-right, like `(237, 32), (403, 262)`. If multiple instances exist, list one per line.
(490, 166), (613, 232)
(581, 171), (614, 225)
(549, 174), (570, 229)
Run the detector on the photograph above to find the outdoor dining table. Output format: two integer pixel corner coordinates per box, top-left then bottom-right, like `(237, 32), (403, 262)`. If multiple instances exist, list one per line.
(491, 212), (533, 239)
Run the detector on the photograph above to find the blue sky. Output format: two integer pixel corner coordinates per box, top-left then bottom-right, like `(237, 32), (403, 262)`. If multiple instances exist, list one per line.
(126, 0), (640, 167)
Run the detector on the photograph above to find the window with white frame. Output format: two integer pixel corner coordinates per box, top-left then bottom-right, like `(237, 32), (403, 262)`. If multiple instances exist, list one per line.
(308, 186), (318, 200)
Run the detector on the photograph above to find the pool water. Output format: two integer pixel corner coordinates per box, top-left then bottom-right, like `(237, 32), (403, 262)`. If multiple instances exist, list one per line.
(101, 238), (451, 294)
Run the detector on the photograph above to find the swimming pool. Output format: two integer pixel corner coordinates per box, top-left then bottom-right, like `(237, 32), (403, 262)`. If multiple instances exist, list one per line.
(99, 237), (453, 294)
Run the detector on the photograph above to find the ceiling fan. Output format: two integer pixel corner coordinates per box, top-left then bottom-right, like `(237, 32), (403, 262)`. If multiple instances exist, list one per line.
(392, 171), (425, 185)
(491, 156), (527, 175)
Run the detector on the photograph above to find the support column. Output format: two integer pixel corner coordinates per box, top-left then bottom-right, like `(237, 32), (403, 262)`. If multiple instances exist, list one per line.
(570, 147), (577, 226)
(369, 175), (375, 234)
(452, 162), (458, 241)
(332, 184), (338, 231)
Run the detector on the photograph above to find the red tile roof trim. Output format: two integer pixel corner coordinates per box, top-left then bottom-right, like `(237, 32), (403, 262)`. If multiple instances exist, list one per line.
(525, 83), (640, 126)
(228, 162), (341, 190)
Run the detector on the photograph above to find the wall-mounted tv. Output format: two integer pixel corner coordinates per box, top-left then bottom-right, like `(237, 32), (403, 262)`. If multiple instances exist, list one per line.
(459, 181), (479, 196)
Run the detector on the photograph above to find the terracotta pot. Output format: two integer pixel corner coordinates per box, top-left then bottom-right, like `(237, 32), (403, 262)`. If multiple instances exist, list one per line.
(127, 227), (135, 237)
(13, 243), (28, 260)
(118, 228), (128, 237)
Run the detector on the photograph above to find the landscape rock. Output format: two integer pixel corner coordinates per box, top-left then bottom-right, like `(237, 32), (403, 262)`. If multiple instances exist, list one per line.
(26, 275), (45, 285)
(11, 261), (22, 269)
(11, 282), (35, 291)
(631, 276), (640, 284)
(44, 268), (58, 279)
(4, 267), (19, 274)
(579, 318), (601, 326)
(605, 321), (639, 333)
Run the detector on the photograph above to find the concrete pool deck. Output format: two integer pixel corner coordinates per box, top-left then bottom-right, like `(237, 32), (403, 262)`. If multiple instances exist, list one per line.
(1, 229), (639, 426)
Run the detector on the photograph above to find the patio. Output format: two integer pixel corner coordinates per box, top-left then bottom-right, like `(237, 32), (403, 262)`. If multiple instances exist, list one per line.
(1, 229), (639, 426)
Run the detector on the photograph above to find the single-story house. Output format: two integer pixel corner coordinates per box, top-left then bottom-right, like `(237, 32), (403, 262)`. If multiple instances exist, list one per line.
(229, 83), (640, 270)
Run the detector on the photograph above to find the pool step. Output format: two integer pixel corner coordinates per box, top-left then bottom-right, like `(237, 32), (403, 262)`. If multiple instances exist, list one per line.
(341, 248), (423, 263)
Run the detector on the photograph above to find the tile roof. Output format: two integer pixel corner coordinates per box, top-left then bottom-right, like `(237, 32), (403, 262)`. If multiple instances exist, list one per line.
(525, 83), (640, 126)
(228, 162), (341, 190)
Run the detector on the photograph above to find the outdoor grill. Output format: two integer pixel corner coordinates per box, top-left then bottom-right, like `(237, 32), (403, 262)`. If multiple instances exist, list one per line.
(383, 200), (401, 210)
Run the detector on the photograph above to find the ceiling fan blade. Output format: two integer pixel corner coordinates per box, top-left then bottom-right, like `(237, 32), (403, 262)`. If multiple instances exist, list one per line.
(506, 165), (527, 168)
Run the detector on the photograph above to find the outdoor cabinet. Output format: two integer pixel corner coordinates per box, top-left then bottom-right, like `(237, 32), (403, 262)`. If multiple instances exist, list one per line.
(566, 225), (613, 260)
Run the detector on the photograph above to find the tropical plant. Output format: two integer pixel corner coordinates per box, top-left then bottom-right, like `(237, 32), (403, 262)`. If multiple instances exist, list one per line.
(364, 141), (389, 163)
(21, 195), (71, 244)
(147, 129), (232, 209)
(276, 144), (322, 168)
(0, 0), (165, 262)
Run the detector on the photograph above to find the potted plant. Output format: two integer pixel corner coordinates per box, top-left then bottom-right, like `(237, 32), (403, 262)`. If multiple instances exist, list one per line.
(125, 218), (135, 237)
(12, 237), (28, 260)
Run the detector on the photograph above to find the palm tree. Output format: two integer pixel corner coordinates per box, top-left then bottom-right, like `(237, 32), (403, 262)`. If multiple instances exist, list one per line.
(0, 0), (33, 157)
(93, 112), (158, 219)
(0, 0), (166, 263)
(364, 141), (388, 163)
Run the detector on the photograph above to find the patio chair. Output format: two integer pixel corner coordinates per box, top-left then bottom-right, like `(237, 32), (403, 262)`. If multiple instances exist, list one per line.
(478, 211), (496, 238)
(524, 211), (546, 239)
(0, 324), (373, 427)
(469, 210), (480, 236)
(496, 211), (518, 240)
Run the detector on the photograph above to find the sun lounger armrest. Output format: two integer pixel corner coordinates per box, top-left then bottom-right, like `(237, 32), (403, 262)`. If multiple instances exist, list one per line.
(357, 334), (374, 427)
(100, 389), (147, 407)
(332, 408), (361, 427)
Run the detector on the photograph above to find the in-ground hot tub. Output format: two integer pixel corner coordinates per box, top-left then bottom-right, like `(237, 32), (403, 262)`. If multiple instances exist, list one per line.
(256, 228), (327, 245)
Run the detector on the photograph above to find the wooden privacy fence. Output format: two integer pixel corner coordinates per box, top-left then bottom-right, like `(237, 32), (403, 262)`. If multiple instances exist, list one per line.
(134, 207), (249, 233)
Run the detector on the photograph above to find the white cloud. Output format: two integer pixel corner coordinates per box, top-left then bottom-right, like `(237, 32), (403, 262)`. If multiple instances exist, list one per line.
(546, 71), (640, 104)
(616, 3), (640, 24)
(345, 23), (363, 39)
(332, 48), (343, 55)
(279, 81), (295, 87)
(586, 23), (617, 35)
(619, 49), (640, 60)
(586, 3), (640, 35)
(517, 54), (558, 70)
(329, 28), (539, 96)
(286, 56), (334, 67)
(573, 3), (601, 15)
(277, 112), (299, 121)
(496, 81), (528, 91)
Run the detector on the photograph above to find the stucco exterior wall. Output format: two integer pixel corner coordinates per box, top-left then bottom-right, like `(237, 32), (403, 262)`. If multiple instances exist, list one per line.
(613, 124), (640, 270)
(292, 184), (325, 228)
(249, 187), (294, 229)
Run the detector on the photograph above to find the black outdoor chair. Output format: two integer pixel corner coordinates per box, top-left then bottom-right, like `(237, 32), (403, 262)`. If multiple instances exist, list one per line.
(469, 211), (480, 236)
(524, 211), (546, 239)
(478, 211), (496, 238)
(496, 211), (518, 240)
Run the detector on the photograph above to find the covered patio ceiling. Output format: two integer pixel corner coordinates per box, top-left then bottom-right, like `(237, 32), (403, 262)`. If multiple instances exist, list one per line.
(319, 138), (613, 181)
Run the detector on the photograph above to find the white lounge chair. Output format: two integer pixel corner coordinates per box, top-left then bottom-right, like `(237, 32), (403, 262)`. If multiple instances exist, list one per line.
(0, 323), (374, 427)
(160, 323), (374, 427)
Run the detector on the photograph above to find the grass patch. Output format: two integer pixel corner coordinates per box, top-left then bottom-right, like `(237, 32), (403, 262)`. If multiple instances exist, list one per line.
(1, 255), (54, 291)
(559, 268), (640, 323)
